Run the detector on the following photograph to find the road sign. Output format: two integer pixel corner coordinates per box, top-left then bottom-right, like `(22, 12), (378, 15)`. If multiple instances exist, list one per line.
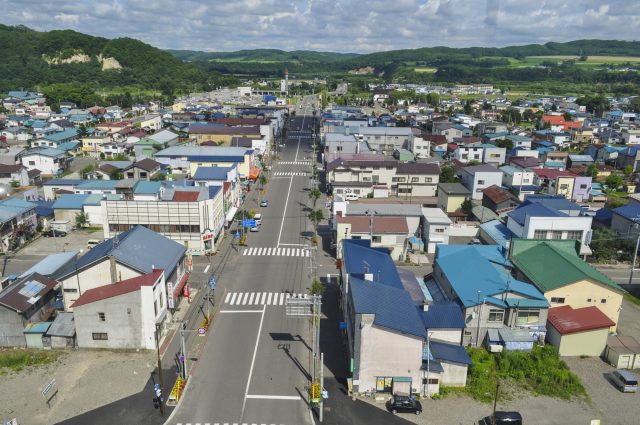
(209, 277), (216, 290)
(242, 219), (256, 227)
(197, 327), (206, 336)
(42, 379), (56, 397)
(339, 322), (347, 330)
(235, 231), (241, 239)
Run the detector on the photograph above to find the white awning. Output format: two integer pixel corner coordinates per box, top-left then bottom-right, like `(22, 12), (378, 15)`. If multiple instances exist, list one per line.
(225, 206), (238, 223)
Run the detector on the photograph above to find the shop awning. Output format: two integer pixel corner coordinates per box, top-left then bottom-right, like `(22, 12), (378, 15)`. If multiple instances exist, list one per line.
(249, 167), (261, 179)
(173, 272), (191, 298)
(225, 206), (238, 223)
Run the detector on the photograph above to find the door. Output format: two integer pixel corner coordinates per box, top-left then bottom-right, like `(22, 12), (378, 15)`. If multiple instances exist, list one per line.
(620, 354), (632, 369)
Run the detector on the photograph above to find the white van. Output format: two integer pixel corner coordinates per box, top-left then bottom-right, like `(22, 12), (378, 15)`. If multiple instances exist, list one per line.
(253, 213), (263, 225)
(345, 193), (358, 201)
(87, 239), (101, 249)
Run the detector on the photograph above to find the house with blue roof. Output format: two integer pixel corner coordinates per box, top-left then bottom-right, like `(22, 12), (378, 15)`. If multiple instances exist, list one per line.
(431, 244), (549, 347)
(0, 197), (37, 253)
(154, 146), (254, 178)
(33, 129), (79, 149)
(616, 145), (640, 172)
(20, 147), (70, 175)
(340, 239), (470, 396)
(505, 195), (593, 256)
(58, 225), (188, 313)
(611, 202), (640, 236)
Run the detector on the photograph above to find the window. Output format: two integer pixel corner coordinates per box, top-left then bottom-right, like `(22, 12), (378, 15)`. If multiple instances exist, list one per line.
(63, 288), (78, 293)
(516, 309), (540, 325)
(551, 231), (563, 240)
(533, 230), (547, 239)
(98, 312), (106, 321)
(411, 177), (419, 183)
(29, 161), (35, 166)
(587, 298), (592, 303)
(92, 333), (108, 340)
(566, 230), (583, 241)
(477, 180), (485, 185)
(372, 236), (381, 243)
(559, 184), (569, 190)
(601, 299), (607, 304)
(425, 177), (432, 183)
(488, 309), (504, 323)
(423, 378), (439, 385)
(352, 236), (362, 240)
(398, 187), (412, 193)
(464, 329), (473, 336)
(375, 377), (393, 393)
(435, 228), (445, 233)
(580, 184), (587, 189)
(392, 177), (406, 182)
(550, 297), (565, 303)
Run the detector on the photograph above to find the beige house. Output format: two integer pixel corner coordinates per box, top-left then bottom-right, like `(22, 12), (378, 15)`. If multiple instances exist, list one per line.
(511, 239), (625, 331)
(437, 183), (471, 213)
(546, 305), (614, 356)
(336, 215), (409, 260)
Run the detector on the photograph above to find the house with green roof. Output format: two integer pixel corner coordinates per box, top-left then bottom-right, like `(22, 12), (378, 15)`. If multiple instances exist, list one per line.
(510, 239), (625, 331)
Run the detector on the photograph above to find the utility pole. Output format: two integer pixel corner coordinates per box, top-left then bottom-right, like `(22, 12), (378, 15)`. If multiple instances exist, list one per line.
(492, 379), (500, 423)
(154, 324), (165, 417)
(180, 322), (187, 380)
(319, 351), (325, 422)
(629, 225), (640, 285)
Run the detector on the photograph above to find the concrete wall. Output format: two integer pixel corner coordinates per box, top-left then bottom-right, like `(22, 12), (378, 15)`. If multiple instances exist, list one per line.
(544, 280), (623, 332)
(0, 306), (26, 347)
(61, 258), (141, 311)
(355, 315), (423, 393)
(54, 209), (81, 224)
(430, 330), (462, 344)
(440, 361), (468, 386)
(521, 216), (593, 248)
(547, 326), (610, 356)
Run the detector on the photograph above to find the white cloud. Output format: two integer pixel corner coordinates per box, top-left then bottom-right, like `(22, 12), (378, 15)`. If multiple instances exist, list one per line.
(0, 0), (637, 52)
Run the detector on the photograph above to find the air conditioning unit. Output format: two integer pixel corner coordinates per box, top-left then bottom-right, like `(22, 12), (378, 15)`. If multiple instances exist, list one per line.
(488, 344), (503, 353)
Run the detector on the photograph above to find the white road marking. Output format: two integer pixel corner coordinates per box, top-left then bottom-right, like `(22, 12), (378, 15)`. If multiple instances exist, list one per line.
(257, 247), (264, 256)
(225, 292), (232, 304)
(245, 394), (302, 400)
(279, 293), (285, 305)
(266, 292), (273, 305)
(277, 176), (294, 247)
(279, 243), (307, 246)
(242, 292), (250, 305)
(204, 265), (210, 273)
(248, 292), (255, 304)
(229, 292), (238, 305)
(260, 292), (267, 304)
(240, 305), (266, 420)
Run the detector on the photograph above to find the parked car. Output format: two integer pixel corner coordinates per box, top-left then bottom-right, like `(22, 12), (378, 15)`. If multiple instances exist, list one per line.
(481, 411), (523, 425)
(609, 370), (638, 393)
(260, 199), (268, 207)
(250, 226), (259, 232)
(43, 229), (67, 237)
(387, 395), (422, 415)
(87, 239), (102, 249)
(345, 192), (358, 201)
(253, 213), (262, 225)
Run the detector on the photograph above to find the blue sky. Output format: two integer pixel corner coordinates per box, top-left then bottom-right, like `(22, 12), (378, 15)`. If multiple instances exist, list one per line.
(0, 0), (637, 53)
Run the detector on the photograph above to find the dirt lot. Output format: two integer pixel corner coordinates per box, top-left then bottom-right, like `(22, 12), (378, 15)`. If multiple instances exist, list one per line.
(0, 349), (155, 425)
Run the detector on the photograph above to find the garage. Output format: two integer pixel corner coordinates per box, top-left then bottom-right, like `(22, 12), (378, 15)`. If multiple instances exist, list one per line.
(605, 334), (640, 369)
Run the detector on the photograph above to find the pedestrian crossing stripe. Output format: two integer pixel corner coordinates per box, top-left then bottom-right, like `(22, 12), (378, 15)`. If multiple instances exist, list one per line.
(279, 161), (311, 165)
(223, 291), (308, 306)
(175, 423), (286, 425)
(242, 247), (310, 257)
(273, 172), (308, 176)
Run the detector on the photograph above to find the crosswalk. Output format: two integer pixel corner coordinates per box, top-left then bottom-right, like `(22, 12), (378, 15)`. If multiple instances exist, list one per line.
(279, 161), (311, 165)
(224, 291), (308, 306)
(176, 423), (286, 425)
(242, 247), (310, 257)
(273, 172), (308, 176)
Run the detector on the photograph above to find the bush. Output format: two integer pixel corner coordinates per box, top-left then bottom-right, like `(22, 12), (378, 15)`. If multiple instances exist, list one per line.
(0, 349), (62, 373)
(464, 345), (586, 403)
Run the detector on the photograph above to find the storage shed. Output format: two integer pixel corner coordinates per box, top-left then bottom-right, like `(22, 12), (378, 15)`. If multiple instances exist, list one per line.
(605, 335), (640, 369)
(23, 322), (51, 349)
(46, 312), (76, 349)
(546, 305), (614, 356)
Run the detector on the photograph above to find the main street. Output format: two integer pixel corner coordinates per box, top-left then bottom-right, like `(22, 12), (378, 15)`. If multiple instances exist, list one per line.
(169, 96), (320, 425)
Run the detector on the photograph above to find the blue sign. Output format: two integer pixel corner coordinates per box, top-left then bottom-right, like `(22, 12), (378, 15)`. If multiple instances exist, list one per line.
(242, 219), (256, 227)
(339, 322), (347, 330)
(209, 277), (216, 289)
(235, 231), (241, 239)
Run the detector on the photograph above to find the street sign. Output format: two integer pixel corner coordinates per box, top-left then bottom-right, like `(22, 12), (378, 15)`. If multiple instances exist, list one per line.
(197, 327), (206, 336)
(339, 322), (347, 330)
(167, 282), (175, 309)
(209, 277), (216, 290)
(235, 231), (241, 239)
(42, 379), (56, 397)
(242, 219), (256, 227)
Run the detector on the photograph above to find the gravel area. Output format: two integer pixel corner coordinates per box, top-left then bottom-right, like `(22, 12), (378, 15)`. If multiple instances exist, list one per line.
(0, 349), (155, 425)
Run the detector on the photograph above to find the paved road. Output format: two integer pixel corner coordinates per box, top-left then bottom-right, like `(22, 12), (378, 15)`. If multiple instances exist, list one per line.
(594, 265), (640, 286)
(169, 97), (320, 425)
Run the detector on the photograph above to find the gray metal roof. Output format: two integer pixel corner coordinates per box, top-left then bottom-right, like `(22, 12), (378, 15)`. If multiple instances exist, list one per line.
(46, 312), (75, 337)
(19, 251), (78, 279)
(155, 146), (250, 157)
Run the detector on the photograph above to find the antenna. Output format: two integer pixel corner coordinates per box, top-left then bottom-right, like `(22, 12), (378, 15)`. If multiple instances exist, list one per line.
(363, 260), (370, 274)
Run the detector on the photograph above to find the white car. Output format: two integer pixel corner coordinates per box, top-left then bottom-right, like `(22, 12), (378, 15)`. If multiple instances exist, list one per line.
(250, 226), (259, 232)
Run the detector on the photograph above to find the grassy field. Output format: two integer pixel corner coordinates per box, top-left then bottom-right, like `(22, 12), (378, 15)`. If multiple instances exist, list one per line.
(414, 67), (437, 73)
(0, 349), (63, 374)
(509, 55), (640, 68)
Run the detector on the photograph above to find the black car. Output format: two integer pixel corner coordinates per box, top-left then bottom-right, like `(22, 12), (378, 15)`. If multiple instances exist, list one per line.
(387, 395), (422, 415)
(481, 411), (523, 425)
(43, 229), (67, 237)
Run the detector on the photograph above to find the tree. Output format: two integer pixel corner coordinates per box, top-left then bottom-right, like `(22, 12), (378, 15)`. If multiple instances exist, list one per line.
(308, 209), (324, 241)
(494, 139), (514, 150)
(111, 153), (129, 161)
(75, 212), (88, 229)
(308, 279), (326, 296)
(77, 123), (90, 138)
(80, 164), (95, 179)
(109, 169), (124, 180)
(461, 199), (474, 216)
(606, 174), (624, 189)
(150, 171), (166, 181)
(467, 160), (481, 166)
(623, 165), (634, 176)
(585, 163), (599, 178)
(259, 175), (267, 188)
(562, 112), (573, 122)
(308, 187), (321, 207)
(439, 165), (459, 183)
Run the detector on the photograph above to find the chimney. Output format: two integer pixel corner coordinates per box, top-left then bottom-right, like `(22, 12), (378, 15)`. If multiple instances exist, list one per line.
(364, 273), (374, 282)
(109, 255), (118, 283)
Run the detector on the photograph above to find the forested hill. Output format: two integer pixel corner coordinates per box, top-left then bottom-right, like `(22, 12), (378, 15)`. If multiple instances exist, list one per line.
(0, 24), (235, 94)
(168, 48), (359, 63)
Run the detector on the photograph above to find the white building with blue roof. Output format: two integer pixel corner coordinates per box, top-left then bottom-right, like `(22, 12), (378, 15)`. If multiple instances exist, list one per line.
(341, 239), (471, 397)
(431, 244), (549, 348)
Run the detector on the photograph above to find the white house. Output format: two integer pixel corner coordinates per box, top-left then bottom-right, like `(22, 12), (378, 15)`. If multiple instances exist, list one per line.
(422, 207), (452, 253)
(458, 164), (504, 200)
(500, 165), (535, 188)
(622, 128), (640, 145)
(72, 269), (168, 349)
(20, 147), (69, 175)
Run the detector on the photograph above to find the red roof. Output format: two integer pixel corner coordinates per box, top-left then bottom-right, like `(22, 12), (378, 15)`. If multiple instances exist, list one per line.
(563, 121), (582, 131)
(532, 168), (577, 179)
(337, 216), (409, 234)
(172, 191), (200, 202)
(547, 305), (615, 335)
(71, 269), (164, 308)
(543, 115), (565, 125)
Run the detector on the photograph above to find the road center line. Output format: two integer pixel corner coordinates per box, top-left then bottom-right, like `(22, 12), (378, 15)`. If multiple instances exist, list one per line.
(219, 310), (263, 314)
(241, 304), (266, 421)
(276, 175), (294, 246)
(278, 243), (306, 246)
(245, 394), (302, 400)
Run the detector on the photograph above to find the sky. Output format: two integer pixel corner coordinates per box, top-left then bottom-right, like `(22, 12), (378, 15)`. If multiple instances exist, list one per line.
(0, 0), (638, 53)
